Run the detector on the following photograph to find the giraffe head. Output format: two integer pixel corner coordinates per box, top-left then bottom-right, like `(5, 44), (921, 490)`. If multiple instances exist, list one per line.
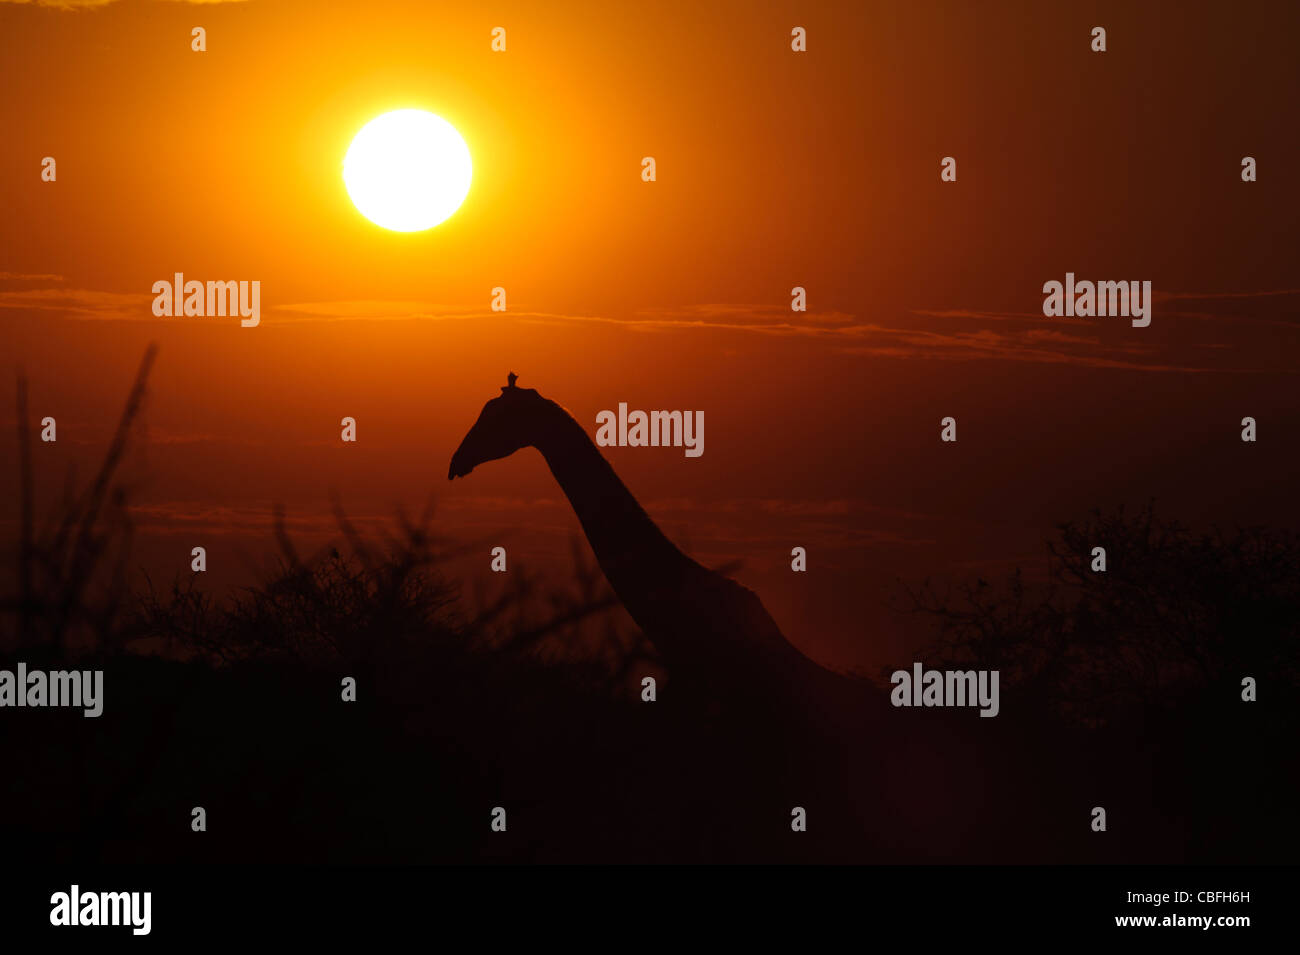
(448, 374), (547, 479)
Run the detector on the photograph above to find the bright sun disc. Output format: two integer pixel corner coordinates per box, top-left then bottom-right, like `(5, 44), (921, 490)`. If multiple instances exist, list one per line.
(343, 109), (472, 232)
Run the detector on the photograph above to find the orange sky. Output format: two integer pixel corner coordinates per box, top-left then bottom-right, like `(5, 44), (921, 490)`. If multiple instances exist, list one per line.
(3, 0), (1299, 672)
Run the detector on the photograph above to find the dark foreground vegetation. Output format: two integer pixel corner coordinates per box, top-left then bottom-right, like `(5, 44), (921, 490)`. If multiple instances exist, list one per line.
(2, 352), (1295, 863)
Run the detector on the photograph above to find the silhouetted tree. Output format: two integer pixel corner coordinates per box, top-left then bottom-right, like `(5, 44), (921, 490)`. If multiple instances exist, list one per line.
(901, 503), (1300, 727)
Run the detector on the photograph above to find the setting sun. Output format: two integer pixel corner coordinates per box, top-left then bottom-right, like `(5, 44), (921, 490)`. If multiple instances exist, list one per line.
(342, 109), (472, 232)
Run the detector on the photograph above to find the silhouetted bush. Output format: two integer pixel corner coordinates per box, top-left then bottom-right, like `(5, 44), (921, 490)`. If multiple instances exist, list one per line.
(901, 503), (1299, 729)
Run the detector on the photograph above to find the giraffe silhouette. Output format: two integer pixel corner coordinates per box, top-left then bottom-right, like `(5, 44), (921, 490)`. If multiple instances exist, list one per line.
(448, 376), (1011, 859)
(448, 376), (879, 717)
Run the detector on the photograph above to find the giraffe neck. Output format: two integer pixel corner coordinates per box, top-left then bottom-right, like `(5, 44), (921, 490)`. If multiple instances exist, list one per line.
(530, 400), (704, 639)
(524, 396), (855, 712)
